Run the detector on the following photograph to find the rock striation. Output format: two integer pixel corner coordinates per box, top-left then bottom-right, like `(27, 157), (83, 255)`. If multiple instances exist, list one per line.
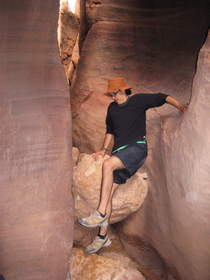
(0, 1), (73, 280)
(70, 1), (210, 279)
(118, 30), (210, 280)
(71, 2), (209, 154)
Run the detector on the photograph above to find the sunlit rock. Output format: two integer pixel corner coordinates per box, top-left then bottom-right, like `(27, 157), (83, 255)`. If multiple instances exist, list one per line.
(72, 146), (80, 166)
(58, 0), (79, 82)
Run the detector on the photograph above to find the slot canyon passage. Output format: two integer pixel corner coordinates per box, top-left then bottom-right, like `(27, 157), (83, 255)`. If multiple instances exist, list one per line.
(0, 0), (210, 280)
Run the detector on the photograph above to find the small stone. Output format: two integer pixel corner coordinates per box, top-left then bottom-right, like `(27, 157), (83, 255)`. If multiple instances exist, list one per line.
(72, 147), (80, 166)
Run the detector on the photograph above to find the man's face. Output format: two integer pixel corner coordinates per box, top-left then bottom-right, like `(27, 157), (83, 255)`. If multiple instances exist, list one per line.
(107, 90), (123, 103)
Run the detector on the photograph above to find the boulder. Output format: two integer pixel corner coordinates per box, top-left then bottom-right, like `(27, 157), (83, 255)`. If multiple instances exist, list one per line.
(70, 234), (146, 280)
(73, 150), (148, 224)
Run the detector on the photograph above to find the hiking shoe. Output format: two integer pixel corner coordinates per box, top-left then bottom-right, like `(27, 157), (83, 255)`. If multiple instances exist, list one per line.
(85, 235), (112, 254)
(78, 210), (108, 228)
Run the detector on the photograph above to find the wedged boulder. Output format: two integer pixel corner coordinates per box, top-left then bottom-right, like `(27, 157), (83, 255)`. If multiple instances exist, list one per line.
(70, 246), (145, 280)
(72, 148), (148, 224)
(72, 222), (160, 280)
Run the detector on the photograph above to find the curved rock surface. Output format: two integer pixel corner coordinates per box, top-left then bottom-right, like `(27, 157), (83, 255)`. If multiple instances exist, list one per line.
(73, 148), (148, 224)
(70, 232), (145, 280)
(71, 2), (209, 153)
(70, 248), (145, 280)
(118, 30), (210, 280)
(0, 1), (73, 279)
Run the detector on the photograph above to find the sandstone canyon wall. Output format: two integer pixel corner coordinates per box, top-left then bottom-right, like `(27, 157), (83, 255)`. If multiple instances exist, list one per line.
(71, 1), (209, 153)
(70, 1), (210, 279)
(119, 30), (210, 280)
(0, 1), (73, 280)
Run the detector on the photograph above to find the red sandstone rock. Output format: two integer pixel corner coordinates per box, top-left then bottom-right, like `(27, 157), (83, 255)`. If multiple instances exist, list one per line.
(70, 1), (210, 279)
(73, 151), (148, 224)
(70, 233), (146, 280)
(118, 27), (210, 280)
(71, 4), (208, 153)
(0, 1), (73, 279)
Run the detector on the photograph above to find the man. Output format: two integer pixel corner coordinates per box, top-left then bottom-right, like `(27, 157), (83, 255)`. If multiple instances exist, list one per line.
(78, 77), (188, 254)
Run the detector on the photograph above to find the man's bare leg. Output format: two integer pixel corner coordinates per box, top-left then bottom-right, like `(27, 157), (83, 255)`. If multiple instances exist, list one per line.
(78, 156), (124, 229)
(99, 183), (118, 236)
(84, 160), (121, 253)
(97, 156), (124, 215)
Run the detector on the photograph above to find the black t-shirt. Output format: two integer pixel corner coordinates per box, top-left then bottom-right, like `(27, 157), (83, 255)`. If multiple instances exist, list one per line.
(106, 93), (169, 150)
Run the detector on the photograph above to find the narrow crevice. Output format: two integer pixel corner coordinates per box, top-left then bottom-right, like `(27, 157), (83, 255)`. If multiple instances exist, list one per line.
(64, 1), (210, 279)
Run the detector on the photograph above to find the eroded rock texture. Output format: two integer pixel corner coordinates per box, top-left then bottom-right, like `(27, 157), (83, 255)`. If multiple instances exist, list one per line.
(71, 1), (209, 152)
(0, 1), (73, 280)
(71, 248), (145, 280)
(71, 1), (210, 279)
(58, 0), (80, 84)
(73, 148), (148, 224)
(117, 30), (210, 280)
(70, 232), (145, 280)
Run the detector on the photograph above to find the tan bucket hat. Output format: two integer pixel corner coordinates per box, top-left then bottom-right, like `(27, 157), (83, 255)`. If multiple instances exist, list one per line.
(105, 77), (131, 94)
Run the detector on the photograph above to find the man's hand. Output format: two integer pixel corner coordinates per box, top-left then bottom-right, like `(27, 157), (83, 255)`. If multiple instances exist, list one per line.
(177, 103), (189, 113)
(166, 96), (189, 113)
(92, 133), (113, 160)
(92, 150), (106, 160)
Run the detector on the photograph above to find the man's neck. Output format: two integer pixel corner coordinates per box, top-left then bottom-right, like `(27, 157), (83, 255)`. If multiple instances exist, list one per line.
(118, 95), (129, 104)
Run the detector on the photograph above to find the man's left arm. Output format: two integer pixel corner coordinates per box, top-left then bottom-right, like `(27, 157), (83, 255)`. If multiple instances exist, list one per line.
(166, 95), (188, 113)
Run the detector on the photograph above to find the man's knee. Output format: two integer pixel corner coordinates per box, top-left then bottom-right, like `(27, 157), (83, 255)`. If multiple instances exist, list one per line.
(103, 158), (114, 171)
(103, 157), (123, 171)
